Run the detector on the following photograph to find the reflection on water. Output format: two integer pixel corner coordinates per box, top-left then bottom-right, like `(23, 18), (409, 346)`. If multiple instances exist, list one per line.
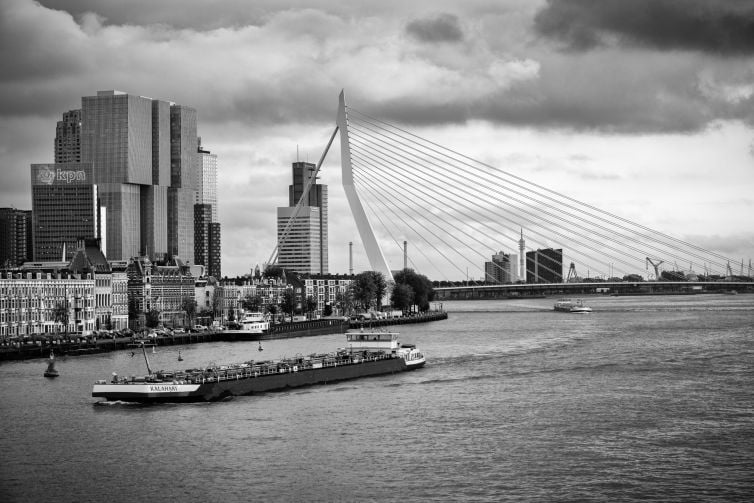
(1, 294), (752, 502)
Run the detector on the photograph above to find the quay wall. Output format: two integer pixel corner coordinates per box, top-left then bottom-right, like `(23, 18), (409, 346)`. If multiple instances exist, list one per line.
(349, 311), (448, 329)
(0, 314), (445, 362)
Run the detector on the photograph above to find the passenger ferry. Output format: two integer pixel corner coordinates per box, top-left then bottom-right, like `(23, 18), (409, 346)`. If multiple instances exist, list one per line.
(554, 298), (593, 313)
(92, 331), (425, 403)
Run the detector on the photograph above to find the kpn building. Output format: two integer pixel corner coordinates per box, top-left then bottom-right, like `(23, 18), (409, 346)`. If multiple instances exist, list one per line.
(30, 163), (102, 262)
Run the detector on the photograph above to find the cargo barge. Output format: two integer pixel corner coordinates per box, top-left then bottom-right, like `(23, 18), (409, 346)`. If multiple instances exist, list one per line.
(92, 331), (425, 403)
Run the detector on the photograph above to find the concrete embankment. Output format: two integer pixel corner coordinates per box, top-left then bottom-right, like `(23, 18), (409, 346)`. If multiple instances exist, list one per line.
(0, 313), (447, 361)
(348, 311), (448, 329)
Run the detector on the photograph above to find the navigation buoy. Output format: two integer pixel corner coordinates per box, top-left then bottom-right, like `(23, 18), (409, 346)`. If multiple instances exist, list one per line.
(178, 350), (183, 362)
(44, 350), (59, 378)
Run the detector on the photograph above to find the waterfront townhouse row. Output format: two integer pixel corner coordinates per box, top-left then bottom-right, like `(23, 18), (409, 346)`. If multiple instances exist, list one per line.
(0, 271), (95, 338)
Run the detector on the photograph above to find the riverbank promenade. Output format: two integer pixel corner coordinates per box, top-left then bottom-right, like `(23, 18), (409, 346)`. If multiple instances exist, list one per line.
(0, 311), (448, 361)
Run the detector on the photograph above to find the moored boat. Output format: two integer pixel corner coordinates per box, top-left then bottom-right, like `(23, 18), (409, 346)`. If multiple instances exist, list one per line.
(92, 331), (425, 403)
(554, 298), (592, 313)
(240, 312), (270, 334)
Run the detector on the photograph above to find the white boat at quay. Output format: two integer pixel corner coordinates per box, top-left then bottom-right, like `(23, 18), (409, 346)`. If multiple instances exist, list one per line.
(240, 312), (270, 333)
(554, 298), (592, 313)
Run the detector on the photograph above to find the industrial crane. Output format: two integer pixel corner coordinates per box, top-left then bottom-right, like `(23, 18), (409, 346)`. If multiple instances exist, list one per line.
(646, 257), (664, 281)
(566, 262), (579, 282)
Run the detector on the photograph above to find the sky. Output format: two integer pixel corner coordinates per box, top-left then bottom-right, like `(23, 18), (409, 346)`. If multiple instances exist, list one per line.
(1, 0), (753, 279)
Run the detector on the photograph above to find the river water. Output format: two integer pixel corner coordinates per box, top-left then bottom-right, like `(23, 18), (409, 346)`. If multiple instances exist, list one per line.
(1, 294), (752, 502)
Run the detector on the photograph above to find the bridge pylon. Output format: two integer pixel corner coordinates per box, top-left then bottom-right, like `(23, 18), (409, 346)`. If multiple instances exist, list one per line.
(337, 90), (393, 282)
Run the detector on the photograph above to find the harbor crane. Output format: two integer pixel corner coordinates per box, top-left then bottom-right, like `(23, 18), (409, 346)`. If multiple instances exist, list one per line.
(646, 257), (664, 281)
(566, 262), (579, 282)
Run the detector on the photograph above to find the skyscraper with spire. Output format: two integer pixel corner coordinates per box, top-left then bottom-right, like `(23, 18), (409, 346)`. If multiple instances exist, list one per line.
(276, 161), (329, 274)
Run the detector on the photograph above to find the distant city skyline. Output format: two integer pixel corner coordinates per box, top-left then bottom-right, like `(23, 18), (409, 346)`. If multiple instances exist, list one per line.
(1, 0), (752, 279)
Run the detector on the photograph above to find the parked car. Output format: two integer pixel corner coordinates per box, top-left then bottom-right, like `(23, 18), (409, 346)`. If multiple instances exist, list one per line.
(193, 325), (207, 331)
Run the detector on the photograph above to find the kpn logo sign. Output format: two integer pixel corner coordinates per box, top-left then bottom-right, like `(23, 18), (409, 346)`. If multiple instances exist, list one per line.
(36, 165), (87, 185)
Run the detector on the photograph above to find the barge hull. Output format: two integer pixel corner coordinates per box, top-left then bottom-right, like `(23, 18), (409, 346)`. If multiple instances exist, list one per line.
(93, 357), (419, 403)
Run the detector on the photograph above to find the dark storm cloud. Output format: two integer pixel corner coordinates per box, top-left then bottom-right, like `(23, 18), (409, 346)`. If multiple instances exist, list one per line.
(534, 0), (754, 54)
(35, 0), (401, 30)
(405, 13), (464, 43)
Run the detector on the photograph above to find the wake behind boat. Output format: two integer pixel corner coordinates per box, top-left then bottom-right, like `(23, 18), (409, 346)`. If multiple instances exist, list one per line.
(92, 331), (425, 403)
(554, 298), (592, 313)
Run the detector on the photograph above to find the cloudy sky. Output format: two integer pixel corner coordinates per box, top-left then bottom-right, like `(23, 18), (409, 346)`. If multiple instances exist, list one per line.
(1, 0), (753, 278)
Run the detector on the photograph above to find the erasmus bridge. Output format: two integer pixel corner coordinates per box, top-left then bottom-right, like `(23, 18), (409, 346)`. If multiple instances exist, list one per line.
(271, 92), (753, 297)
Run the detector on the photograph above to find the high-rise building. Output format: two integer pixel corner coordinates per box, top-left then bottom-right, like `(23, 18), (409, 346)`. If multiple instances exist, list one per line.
(484, 251), (511, 284)
(526, 248), (563, 283)
(192, 139), (221, 277)
(34, 90), (205, 265)
(509, 253), (519, 283)
(208, 222), (221, 278)
(196, 138), (218, 222)
(167, 105), (198, 263)
(30, 163), (100, 261)
(194, 204), (221, 278)
(55, 110), (82, 163)
(518, 228), (526, 282)
(277, 161), (328, 274)
(0, 208), (32, 267)
(81, 90), (165, 260)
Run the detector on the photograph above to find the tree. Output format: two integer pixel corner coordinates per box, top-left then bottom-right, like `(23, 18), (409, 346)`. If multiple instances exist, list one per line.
(181, 298), (197, 327)
(241, 294), (262, 312)
(323, 304), (333, 317)
(266, 304), (278, 322)
(393, 269), (435, 312)
(623, 274), (643, 282)
(305, 296), (317, 319)
(210, 291), (222, 321)
(334, 290), (353, 316)
(52, 301), (70, 335)
(661, 270), (686, 281)
(197, 307), (212, 327)
(145, 309), (160, 328)
(351, 271), (387, 311)
(391, 283), (414, 314)
(263, 265), (284, 279)
(280, 290), (296, 322)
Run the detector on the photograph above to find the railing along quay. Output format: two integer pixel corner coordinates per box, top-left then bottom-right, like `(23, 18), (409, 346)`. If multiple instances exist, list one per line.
(349, 311), (448, 329)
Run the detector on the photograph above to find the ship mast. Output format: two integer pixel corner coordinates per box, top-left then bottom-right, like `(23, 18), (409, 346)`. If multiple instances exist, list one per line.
(141, 343), (153, 375)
